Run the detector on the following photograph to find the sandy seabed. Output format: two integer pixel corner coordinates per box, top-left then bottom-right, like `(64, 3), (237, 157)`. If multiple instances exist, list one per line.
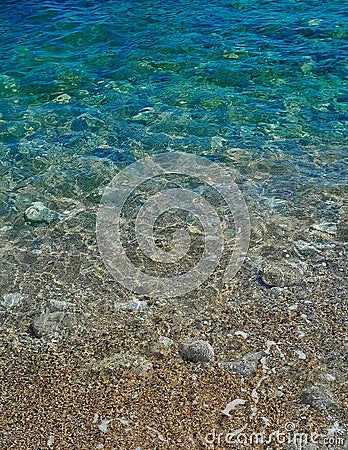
(0, 203), (347, 450)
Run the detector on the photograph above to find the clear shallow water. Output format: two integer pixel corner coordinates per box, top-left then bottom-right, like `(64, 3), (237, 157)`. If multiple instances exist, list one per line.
(1, 4), (348, 446)
(0, 0), (347, 277)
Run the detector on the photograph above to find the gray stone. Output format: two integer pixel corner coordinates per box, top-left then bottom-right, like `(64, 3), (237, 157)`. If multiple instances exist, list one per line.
(25, 202), (61, 223)
(149, 336), (174, 359)
(46, 299), (74, 312)
(293, 240), (335, 255)
(0, 292), (23, 309)
(30, 311), (70, 340)
(132, 357), (153, 376)
(261, 260), (304, 287)
(158, 336), (174, 347)
(114, 299), (147, 312)
(300, 383), (336, 411)
(310, 222), (337, 235)
(180, 338), (214, 363)
(219, 351), (264, 376)
(270, 287), (287, 297)
(91, 353), (152, 376)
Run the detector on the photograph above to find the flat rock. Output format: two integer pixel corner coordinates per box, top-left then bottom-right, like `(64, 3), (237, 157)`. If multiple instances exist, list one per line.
(180, 338), (214, 363)
(293, 240), (335, 255)
(30, 311), (71, 340)
(219, 351), (265, 376)
(0, 292), (23, 310)
(25, 202), (61, 223)
(310, 222), (337, 235)
(114, 299), (147, 312)
(46, 299), (74, 312)
(261, 260), (304, 288)
(300, 383), (336, 411)
(149, 336), (174, 359)
(90, 353), (152, 376)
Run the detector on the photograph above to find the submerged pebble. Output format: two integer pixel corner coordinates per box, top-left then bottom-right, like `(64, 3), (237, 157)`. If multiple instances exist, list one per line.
(114, 299), (147, 312)
(293, 240), (335, 255)
(219, 351), (265, 376)
(0, 292), (23, 309)
(46, 299), (74, 312)
(91, 353), (152, 376)
(24, 202), (61, 223)
(300, 383), (336, 411)
(30, 311), (71, 340)
(261, 260), (304, 288)
(310, 222), (337, 236)
(149, 336), (174, 359)
(180, 338), (214, 363)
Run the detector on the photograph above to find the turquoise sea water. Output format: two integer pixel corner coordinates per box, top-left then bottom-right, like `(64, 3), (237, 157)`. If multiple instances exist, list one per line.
(0, 0), (347, 290)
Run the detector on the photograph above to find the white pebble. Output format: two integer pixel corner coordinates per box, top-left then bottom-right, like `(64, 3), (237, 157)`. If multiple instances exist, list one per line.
(98, 419), (112, 433)
(234, 330), (248, 339)
(221, 398), (246, 416)
(295, 350), (306, 360)
(324, 373), (336, 382)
